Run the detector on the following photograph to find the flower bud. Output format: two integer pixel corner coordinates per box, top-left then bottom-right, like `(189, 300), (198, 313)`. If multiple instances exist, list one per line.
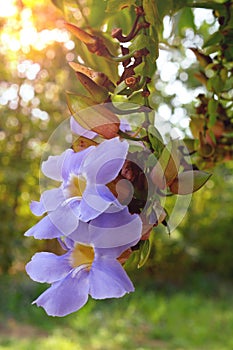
(64, 22), (96, 44)
(64, 22), (112, 57)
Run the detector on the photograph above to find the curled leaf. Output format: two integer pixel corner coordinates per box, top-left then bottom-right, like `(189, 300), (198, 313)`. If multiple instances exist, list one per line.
(151, 140), (180, 190)
(137, 239), (151, 269)
(76, 72), (109, 103)
(69, 62), (115, 92)
(66, 92), (96, 115)
(66, 93), (120, 139)
(170, 170), (212, 195)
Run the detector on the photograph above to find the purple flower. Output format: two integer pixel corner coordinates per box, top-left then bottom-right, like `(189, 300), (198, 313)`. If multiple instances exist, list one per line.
(26, 137), (129, 238)
(26, 209), (142, 316)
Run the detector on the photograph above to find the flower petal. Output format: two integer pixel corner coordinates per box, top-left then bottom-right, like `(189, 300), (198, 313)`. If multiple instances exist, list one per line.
(68, 221), (91, 244)
(26, 252), (71, 283)
(41, 150), (70, 181)
(30, 200), (45, 217)
(33, 269), (89, 316)
(120, 119), (131, 132)
(48, 202), (79, 236)
(89, 258), (134, 299)
(69, 207), (141, 249)
(30, 187), (64, 216)
(61, 147), (94, 182)
(89, 208), (142, 248)
(82, 137), (129, 184)
(79, 184), (116, 222)
(95, 246), (132, 260)
(24, 215), (64, 239)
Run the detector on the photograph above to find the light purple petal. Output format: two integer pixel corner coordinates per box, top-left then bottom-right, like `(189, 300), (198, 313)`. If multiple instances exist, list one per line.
(61, 147), (94, 182)
(48, 203), (79, 236)
(89, 208), (142, 248)
(95, 246), (133, 259)
(70, 116), (97, 139)
(120, 119), (131, 132)
(69, 207), (141, 249)
(57, 237), (75, 251)
(30, 200), (45, 217)
(79, 185), (116, 222)
(26, 252), (71, 283)
(33, 269), (89, 316)
(24, 215), (64, 239)
(68, 221), (91, 244)
(30, 187), (64, 216)
(82, 137), (129, 184)
(41, 150), (70, 181)
(89, 258), (134, 299)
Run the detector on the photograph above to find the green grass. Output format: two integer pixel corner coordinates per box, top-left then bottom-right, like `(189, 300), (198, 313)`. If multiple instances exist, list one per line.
(0, 273), (233, 350)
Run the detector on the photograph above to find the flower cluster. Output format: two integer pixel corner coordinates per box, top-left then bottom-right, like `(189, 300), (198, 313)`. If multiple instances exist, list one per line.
(26, 135), (143, 316)
(25, 2), (212, 317)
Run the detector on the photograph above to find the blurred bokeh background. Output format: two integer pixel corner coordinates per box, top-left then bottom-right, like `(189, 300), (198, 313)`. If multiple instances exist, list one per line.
(0, 1), (232, 349)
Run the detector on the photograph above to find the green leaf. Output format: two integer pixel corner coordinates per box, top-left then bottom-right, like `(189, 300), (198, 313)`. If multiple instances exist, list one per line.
(128, 140), (145, 153)
(208, 129), (216, 144)
(143, 0), (160, 62)
(88, 0), (108, 27)
(170, 170), (212, 195)
(69, 34), (119, 84)
(137, 239), (151, 268)
(148, 125), (164, 157)
(183, 139), (196, 154)
(151, 140), (180, 189)
(75, 72), (109, 103)
(66, 92), (96, 116)
(148, 27), (159, 62)
(186, 1), (225, 11)
(51, 0), (64, 11)
(177, 7), (195, 36)
(123, 251), (139, 269)
(207, 99), (218, 126)
(106, 0), (136, 12)
(203, 31), (224, 48)
(145, 153), (157, 167)
(128, 91), (144, 104)
(130, 33), (149, 52)
(224, 46), (233, 62)
(114, 81), (128, 95)
(154, 0), (173, 20)
(143, 0), (160, 29)
(207, 75), (223, 94)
